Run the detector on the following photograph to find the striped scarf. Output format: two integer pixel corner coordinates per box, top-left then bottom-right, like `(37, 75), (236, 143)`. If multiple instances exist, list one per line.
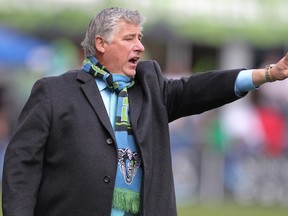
(82, 56), (142, 215)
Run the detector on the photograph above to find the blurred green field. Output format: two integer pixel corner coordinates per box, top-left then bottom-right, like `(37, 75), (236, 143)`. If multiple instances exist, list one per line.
(178, 203), (288, 216)
(1, 199), (287, 216)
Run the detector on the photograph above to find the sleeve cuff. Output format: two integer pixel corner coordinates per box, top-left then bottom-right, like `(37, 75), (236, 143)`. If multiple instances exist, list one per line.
(234, 69), (258, 97)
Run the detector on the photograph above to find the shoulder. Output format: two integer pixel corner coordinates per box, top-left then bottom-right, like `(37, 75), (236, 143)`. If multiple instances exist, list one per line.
(30, 69), (83, 96)
(136, 60), (164, 82)
(134, 61), (166, 98)
(42, 69), (80, 82)
(35, 69), (82, 87)
(136, 60), (162, 73)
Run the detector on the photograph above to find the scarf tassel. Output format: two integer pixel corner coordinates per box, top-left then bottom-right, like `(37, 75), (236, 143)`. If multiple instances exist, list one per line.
(112, 188), (140, 214)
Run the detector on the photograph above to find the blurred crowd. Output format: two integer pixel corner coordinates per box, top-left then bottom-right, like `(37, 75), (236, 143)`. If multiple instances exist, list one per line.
(0, 85), (8, 181)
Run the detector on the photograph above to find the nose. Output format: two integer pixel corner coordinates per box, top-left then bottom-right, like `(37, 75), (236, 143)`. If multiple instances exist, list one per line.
(135, 40), (145, 53)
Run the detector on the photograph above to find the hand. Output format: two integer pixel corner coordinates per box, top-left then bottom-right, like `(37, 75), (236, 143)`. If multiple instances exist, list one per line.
(270, 52), (288, 81)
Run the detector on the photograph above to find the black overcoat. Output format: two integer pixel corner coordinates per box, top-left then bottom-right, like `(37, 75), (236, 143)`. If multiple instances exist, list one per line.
(2, 60), (243, 216)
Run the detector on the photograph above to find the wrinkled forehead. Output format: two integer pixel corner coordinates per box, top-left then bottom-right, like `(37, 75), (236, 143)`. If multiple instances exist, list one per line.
(113, 20), (143, 36)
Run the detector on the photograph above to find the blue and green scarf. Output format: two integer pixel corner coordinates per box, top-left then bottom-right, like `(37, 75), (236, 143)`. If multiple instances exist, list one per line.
(82, 56), (142, 215)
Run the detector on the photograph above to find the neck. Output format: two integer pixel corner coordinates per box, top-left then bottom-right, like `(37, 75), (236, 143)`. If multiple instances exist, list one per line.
(93, 55), (121, 75)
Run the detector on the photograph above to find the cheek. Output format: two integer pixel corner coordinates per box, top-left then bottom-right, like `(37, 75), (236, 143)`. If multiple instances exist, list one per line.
(105, 49), (121, 62)
(105, 44), (131, 64)
(116, 51), (130, 63)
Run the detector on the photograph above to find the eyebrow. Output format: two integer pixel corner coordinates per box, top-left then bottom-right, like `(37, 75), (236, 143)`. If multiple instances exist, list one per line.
(124, 33), (144, 38)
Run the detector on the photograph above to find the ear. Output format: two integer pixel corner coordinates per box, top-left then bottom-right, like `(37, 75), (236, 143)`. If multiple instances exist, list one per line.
(95, 36), (105, 53)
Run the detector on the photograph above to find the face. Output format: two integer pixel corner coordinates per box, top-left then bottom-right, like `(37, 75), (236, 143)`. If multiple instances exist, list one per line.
(98, 21), (145, 77)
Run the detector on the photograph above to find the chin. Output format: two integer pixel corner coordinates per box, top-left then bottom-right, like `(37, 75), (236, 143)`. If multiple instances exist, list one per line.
(125, 70), (136, 77)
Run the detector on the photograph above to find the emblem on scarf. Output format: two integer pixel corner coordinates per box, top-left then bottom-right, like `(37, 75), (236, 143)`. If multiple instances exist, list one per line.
(118, 148), (141, 184)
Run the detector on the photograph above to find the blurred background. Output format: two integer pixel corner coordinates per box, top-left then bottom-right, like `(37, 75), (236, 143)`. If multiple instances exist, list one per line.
(1, 0), (288, 215)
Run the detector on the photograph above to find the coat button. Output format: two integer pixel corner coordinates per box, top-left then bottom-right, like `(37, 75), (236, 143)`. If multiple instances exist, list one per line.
(106, 138), (113, 145)
(103, 176), (111, 183)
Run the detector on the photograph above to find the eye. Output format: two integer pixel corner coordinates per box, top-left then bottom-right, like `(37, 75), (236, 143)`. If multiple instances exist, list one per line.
(124, 37), (133, 41)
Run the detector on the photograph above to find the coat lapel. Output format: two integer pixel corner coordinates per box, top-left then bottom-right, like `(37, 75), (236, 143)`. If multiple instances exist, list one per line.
(77, 70), (143, 141)
(77, 71), (115, 140)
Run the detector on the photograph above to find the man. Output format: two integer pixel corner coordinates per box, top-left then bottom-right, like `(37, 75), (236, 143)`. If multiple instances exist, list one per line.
(2, 7), (288, 216)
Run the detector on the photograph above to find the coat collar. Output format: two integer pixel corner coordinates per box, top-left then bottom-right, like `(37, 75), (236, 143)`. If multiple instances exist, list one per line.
(76, 70), (143, 141)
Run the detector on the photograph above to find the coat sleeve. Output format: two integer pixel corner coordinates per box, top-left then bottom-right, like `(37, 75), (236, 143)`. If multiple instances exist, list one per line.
(2, 78), (51, 216)
(151, 61), (245, 122)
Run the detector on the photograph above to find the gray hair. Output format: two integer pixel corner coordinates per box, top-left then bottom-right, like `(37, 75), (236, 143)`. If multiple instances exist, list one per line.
(81, 7), (145, 57)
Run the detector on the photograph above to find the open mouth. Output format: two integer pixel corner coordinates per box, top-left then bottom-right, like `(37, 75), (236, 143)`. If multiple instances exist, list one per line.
(129, 57), (139, 65)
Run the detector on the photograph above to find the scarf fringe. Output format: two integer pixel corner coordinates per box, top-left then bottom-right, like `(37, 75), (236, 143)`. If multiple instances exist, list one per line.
(112, 188), (140, 214)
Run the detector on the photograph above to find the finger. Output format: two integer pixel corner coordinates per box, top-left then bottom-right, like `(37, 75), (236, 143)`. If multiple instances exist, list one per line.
(284, 52), (288, 64)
